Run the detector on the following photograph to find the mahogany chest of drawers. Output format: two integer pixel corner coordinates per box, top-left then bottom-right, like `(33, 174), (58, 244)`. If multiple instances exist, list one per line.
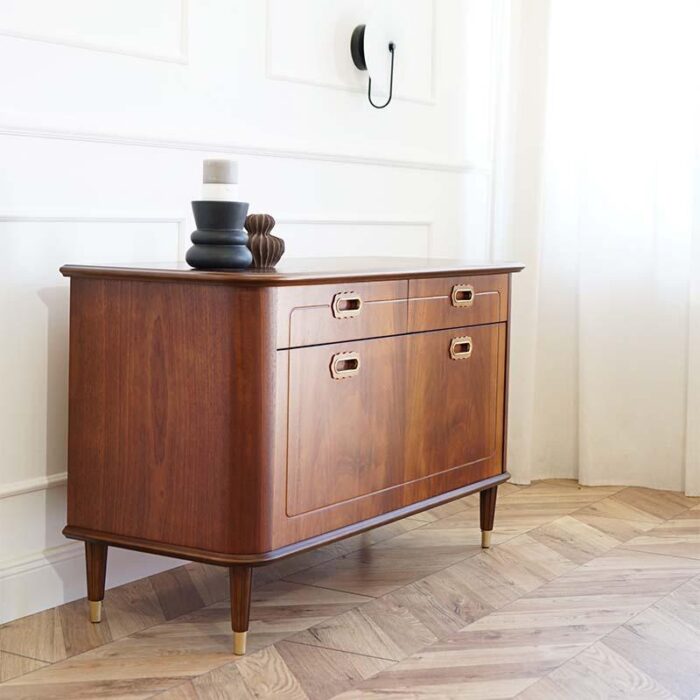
(60, 257), (522, 654)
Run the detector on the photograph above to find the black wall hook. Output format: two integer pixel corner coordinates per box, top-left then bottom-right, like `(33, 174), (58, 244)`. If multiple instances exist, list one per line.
(368, 42), (395, 109)
(351, 24), (396, 110)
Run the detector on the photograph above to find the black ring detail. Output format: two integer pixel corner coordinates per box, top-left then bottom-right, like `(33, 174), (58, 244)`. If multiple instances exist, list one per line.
(350, 25), (367, 70)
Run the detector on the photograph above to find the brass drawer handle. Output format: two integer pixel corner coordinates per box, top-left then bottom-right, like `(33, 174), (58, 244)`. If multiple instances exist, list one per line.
(332, 291), (363, 319)
(330, 351), (361, 379)
(449, 336), (473, 360)
(451, 284), (475, 307)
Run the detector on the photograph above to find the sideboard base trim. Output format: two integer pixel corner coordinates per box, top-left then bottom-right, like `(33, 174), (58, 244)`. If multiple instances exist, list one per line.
(63, 472), (510, 567)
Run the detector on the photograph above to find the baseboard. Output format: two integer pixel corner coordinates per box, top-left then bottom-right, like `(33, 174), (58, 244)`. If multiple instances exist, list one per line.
(0, 541), (182, 624)
(0, 472), (68, 500)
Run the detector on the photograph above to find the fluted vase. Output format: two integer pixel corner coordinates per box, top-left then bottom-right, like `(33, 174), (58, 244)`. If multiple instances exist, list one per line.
(245, 214), (285, 269)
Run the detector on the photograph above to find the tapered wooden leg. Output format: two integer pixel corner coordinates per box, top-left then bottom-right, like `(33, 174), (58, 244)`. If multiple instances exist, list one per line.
(480, 486), (498, 548)
(230, 566), (253, 655)
(85, 541), (108, 622)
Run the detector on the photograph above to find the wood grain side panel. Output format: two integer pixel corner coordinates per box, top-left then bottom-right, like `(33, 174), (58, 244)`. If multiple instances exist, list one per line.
(408, 274), (508, 332)
(66, 279), (276, 554)
(275, 280), (408, 348)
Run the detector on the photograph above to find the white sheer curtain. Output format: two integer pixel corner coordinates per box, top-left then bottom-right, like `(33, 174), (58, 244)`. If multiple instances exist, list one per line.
(494, 0), (700, 494)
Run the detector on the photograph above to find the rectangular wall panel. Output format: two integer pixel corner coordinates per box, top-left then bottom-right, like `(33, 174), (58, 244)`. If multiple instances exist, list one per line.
(0, 0), (185, 61)
(267, 0), (434, 103)
(279, 222), (430, 258)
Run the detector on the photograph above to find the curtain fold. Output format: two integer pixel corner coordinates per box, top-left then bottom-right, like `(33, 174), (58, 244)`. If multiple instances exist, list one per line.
(495, 0), (700, 494)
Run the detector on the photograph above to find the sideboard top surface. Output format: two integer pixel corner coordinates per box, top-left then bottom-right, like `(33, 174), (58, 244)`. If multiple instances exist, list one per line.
(60, 257), (524, 286)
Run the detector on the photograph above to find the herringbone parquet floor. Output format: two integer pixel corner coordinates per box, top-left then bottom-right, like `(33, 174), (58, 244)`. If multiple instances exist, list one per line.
(0, 480), (698, 699)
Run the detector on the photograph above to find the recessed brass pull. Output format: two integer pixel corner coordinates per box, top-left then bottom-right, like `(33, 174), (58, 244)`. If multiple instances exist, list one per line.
(332, 291), (363, 319)
(449, 336), (473, 360)
(330, 351), (361, 379)
(451, 284), (475, 307)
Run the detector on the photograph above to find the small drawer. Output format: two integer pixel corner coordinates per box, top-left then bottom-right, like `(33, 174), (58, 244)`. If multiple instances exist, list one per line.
(276, 280), (408, 348)
(408, 274), (508, 332)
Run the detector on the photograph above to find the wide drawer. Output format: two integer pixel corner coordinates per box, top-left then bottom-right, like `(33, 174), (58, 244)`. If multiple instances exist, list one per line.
(408, 274), (508, 332)
(276, 279), (407, 348)
(284, 323), (505, 517)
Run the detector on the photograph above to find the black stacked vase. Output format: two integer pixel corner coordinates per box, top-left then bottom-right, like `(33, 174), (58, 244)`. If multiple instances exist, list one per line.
(185, 201), (252, 270)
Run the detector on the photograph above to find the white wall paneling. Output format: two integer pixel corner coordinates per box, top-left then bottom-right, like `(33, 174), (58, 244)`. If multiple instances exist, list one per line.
(0, 1), (493, 170)
(266, 0), (435, 104)
(0, 121), (472, 174)
(0, 472), (67, 500)
(0, 0), (188, 63)
(278, 219), (432, 258)
(0, 0), (507, 622)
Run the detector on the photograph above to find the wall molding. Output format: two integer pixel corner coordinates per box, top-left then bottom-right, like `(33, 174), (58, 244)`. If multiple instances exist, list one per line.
(0, 212), (186, 224)
(0, 472), (67, 500)
(0, 210), (188, 256)
(264, 0), (437, 106)
(0, 541), (80, 582)
(0, 0), (189, 65)
(0, 538), (179, 624)
(0, 213), (433, 266)
(0, 123), (481, 174)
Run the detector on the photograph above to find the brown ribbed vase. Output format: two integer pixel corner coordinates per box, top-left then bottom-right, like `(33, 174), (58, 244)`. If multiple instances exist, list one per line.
(245, 214), (285, 269)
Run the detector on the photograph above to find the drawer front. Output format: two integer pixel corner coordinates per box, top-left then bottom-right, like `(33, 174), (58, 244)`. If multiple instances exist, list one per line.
(284, 323), (506, 518)
(276, 280), (408, 348)
(286, 335), (408, 516)
(404, 323), (505, 482)
(408, 274), (508, 332)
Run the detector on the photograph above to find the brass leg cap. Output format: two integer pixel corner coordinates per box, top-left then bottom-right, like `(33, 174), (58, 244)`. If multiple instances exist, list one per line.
(233, 631), (247, 656)
(481, 530), (493, 549)
(89, 600), (102, 623)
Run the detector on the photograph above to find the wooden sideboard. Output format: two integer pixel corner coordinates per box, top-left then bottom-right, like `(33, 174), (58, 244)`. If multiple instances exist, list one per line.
(60, 257), (523, 654)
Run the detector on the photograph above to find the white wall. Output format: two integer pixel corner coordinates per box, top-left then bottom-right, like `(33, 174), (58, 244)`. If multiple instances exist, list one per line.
(0, 0), (507, 623)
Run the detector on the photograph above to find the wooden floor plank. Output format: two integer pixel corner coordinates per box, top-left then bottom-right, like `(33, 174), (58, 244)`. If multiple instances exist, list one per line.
(2, 480), (698, 700)
(0, 607), (67, 663)
(184, 563), (229, 608)
(327, 548), (700, 699)
(0, 676), (185, 699)
(274, 641), (393, 700)
(380, 533), (577, 643)
(103, 576), (166, 641)
(156, 663), (255, 700)
(288, 595), (437, 661)
(285, 526), (484, 597)
(612, 487), (699, 521)
(602, 579), (700, 699)
(254, 517), (427, 588)
(621, 508), (700, 561)
(0, 650), (47, 683)
(572, 511), (658, 543)
(517, 642), (679, 699)
(528, 514), (621, 564)
(235, 645), (310, 700)
(57, 597), (114, 657)
(149, 567), (205, 622)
